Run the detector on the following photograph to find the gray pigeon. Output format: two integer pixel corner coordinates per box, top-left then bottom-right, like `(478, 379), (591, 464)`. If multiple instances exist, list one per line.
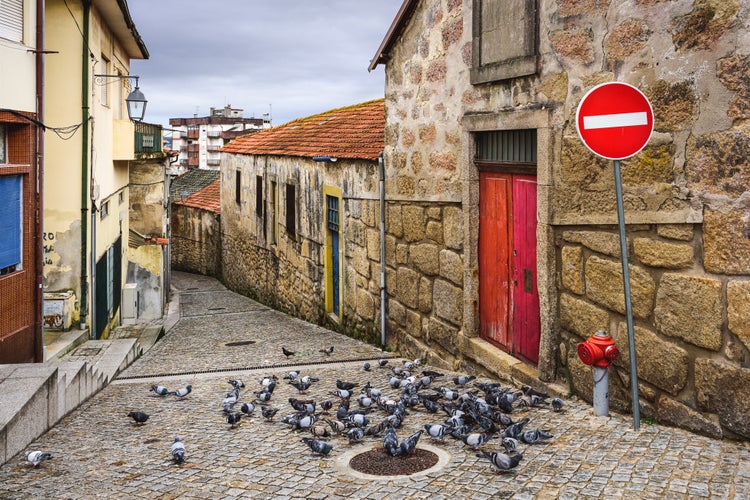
(383, 427), (399, 456)
(551, 397), (564, 411)
(378, 359), (389, 367)
(150, 385), (169, 396)
(25, 450), (52, 468)
(424, 423), (447, 441)
(240, 401), (257, 417)
(283, 370), (300, 381)
(302, 438), (333, 456)
(520, 429), (553, 444)
(226, 412), (242, 429)
(171, 437), (185, 464)
(452, 374), (476, 386)
(170, 385), (192, 398)
(346, 426), (365, 443)
(261, 406), (279, 421)
(399, 429), (423, 456)
(228, 379), (245, 389)
(476, 450), (523, 474)
(502, 417), (530, 439)
(460, 432), (490, 450)
(319, 346), (334, 355)
(289, 379), (311, 394)
(324, 419), (346, 434)
(363, 362), (371, 371)
(127, 411), (150, 425)
(501, 437), (519, 452)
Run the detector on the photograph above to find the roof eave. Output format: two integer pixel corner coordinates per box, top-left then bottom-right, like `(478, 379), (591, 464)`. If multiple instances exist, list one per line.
(368, 0), (418, 72)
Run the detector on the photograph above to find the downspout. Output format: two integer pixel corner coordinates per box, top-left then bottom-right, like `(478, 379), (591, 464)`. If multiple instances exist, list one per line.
(378, 152), (387, 351)
(79, 0), (90, 331)
(34, 0), (45, 362)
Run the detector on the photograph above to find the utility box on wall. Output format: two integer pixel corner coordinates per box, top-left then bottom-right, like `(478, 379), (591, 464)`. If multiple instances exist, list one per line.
(122, 283), (138, 324)
(43, 291), (75, 330)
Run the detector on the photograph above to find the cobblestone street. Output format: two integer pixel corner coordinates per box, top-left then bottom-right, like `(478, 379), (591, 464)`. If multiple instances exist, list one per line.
(1, 272), (748, 499)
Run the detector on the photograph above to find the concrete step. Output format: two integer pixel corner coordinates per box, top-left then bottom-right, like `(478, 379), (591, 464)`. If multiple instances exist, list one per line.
(43, 329), (89, 363)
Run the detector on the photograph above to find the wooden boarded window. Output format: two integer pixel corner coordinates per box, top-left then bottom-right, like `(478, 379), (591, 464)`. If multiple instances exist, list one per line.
(471, 0), (538, 84)
(256, 175), (263, 214)
(285, 183), (296, 237)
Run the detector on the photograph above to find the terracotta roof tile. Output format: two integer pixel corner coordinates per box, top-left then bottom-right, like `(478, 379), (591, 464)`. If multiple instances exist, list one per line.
(175, 179), (221, 213)
(221, 99), (384, 161)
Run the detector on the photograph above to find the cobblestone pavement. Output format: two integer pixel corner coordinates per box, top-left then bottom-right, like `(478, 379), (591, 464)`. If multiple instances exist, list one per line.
(1, 272), (748, 499)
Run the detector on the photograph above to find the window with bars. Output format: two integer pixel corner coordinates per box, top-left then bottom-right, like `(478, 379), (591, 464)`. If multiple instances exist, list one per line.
(476, 129), (537, 164)
(285, 183), (296, 237)
(327, 195), (339, 231)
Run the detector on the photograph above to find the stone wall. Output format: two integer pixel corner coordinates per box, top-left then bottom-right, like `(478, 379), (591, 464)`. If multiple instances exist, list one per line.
(220, 154), (382, 344)
(171, 204), (221, 278)
(381, 0), (750, 438)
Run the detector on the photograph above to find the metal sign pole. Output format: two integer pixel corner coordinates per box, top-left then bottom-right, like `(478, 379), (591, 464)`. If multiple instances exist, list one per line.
(613, 159), (640, 430)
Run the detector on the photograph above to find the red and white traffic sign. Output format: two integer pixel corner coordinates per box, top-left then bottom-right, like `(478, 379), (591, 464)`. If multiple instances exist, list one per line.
(575, 82), (654, 160)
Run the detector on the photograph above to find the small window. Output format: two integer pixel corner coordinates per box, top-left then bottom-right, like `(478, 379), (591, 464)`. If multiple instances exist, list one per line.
(100, 56), (110, 106)
(235, 170), (241, 204)
(100, 200), (109, 220)
(285, 183), (296, 237)
(0, 0), (23, 43)
(118, 191), (124, 204)
(256, 175), (263, 214)
(0, 175), (22, 274)
(0, 125), (6, 164)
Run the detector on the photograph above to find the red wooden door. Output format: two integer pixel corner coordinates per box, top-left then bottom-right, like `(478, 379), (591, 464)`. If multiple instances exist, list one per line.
(512, 175), (539, 364)
(479, 172), (540, 364)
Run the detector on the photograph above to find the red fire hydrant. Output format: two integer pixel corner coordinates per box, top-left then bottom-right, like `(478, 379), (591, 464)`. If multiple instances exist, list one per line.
(577, 330), (619, 368)
(577, 330), (619, 416)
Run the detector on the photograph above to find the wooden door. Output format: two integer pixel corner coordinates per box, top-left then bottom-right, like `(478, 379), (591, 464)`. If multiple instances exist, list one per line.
(479, 172), (540, 364)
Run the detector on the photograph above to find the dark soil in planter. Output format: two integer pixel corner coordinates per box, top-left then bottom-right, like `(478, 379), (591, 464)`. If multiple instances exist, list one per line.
(349, 448), (439, 476)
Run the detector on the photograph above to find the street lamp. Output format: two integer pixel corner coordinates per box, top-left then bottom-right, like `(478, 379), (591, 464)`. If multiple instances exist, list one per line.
(93, 74), (147, 121)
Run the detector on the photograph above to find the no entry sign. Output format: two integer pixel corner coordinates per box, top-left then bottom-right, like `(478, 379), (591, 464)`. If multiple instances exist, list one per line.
(575, 82), (654, 160)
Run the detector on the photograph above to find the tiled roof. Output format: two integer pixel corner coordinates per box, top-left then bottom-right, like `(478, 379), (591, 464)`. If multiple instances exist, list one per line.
(170, 169), (220, 200)
(221, 99), (384, 161)
(174, 179), (221, 214)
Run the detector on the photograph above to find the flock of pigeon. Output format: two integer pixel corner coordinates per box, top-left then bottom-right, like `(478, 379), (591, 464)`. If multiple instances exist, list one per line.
(25, 348), (564, 476)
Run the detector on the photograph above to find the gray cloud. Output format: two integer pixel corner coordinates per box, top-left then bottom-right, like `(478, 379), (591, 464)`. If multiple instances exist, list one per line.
(127, 0), (402, 127)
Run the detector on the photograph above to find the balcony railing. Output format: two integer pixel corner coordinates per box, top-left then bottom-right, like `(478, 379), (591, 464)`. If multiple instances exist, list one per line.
(134, 122), (163, 155)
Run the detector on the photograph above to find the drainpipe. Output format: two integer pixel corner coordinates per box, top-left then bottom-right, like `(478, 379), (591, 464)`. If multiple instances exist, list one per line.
(34, 0), (45, 362)
(79, 0), (90, 331)
(378, 152), (387, 351)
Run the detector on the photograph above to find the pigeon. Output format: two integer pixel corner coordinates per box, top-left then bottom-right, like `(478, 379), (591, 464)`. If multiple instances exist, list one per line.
(383, 427), (400, 456)
(502, 417), (530, 440)
(319, 346), (334, 356)
(226, 412), (243, 429)
(320, 400), (333, 414)
(336, 380), (358, 391)
(453, 375), (476, 386)
(345, 426), (365, 443)
(289, 398), (316, 414)
(476, 450), (523, 474)
(240, 401), (257, 417)
(501, 437), (519, 453)
(150, 385), (169, 396)
(295, 414), (318, 431)
(324, 418), (347, 434)
(301, 375), (319, 385)
(289, 379), (312, 394)
(460, 432), (490, 450)
(261, 406), (279, 421)
(170, 385), (192, 398)
(25, 450), (52, 468)
(357, 394), (374, 408)
(127, 411), (150, 425)
(399, 429), (423, 455)
(259, 375), (278, 387)
(330, 389), (351, 399)
(228, 379), (245, 389)
(283, 371), (300, 381)
(302, 438), (333, 456)
(520, 429), (553, 444)
(222, 393), (239, 412)
(424, 423), (447, 442)
(378, 359), (389, 367)
(403, 360), (415, 370)
(254, 389), (273, 403)
(310, 425), (331, 438)
(421, 397), (440, 413)
(282, 346), (295, 358)
(521, 385), (549, 399)
(439, 388), (460, 401)
(551, 397), (565, 412)
(171, 437), (185, 464)
(363, 362), (371, 371)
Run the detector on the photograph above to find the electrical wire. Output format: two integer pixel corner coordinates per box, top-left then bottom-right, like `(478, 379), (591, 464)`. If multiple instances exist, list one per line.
(0, 108), (89, 140)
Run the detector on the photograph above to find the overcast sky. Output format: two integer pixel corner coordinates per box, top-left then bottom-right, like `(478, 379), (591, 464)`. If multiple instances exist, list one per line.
(127, 1), (403, 130)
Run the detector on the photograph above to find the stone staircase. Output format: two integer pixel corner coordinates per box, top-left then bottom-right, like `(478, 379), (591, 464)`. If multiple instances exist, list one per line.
(0, 329), (151, 466)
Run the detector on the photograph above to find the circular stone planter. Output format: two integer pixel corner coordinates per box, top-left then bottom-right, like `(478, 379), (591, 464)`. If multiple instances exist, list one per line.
(334, 443), (451, 481)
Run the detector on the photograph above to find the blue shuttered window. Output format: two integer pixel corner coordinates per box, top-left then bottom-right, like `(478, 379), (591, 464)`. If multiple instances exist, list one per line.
(0, 175), (22, 272)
